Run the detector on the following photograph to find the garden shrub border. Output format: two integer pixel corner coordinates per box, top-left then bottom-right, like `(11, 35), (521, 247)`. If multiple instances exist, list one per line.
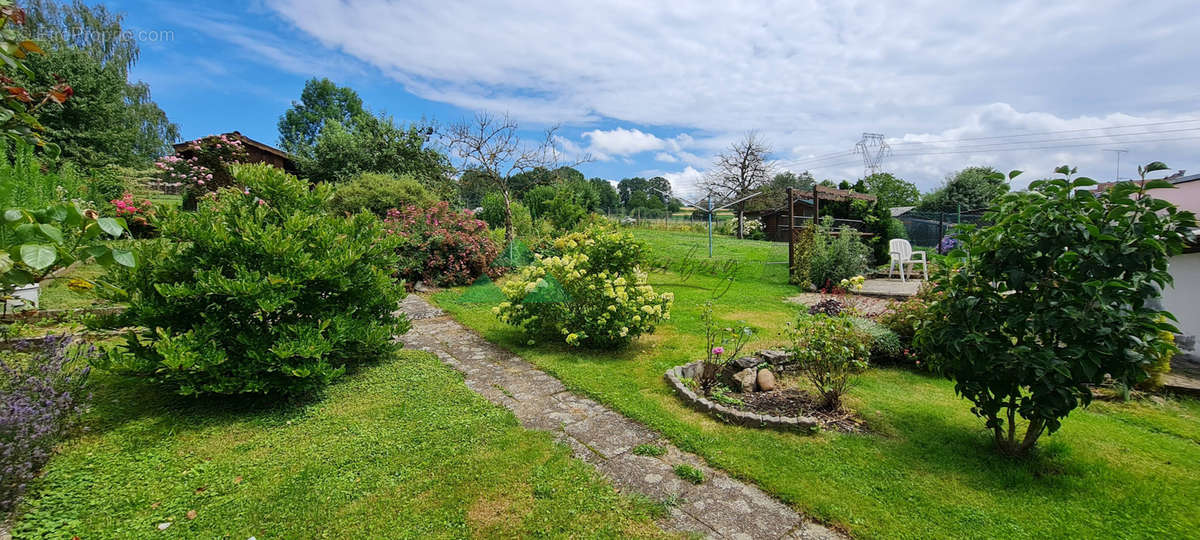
(665, 355), (819, 431)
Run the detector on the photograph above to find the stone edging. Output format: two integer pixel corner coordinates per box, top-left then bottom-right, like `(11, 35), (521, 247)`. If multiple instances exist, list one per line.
(665, 361), (819, 430)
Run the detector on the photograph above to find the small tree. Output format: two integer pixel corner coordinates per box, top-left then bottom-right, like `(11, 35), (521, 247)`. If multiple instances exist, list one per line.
(917, 164), (1196, 456)
(446, 112), (587, 246)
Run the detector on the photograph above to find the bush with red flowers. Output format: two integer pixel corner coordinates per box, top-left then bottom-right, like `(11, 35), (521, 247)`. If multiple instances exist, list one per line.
(384, 201), (499, 287)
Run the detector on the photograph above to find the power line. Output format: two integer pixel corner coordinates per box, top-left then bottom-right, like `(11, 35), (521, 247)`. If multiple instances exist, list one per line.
(888, 118), (1200, 147)
(884, 126), (1200, 153)
(889, 134), (1200, 158)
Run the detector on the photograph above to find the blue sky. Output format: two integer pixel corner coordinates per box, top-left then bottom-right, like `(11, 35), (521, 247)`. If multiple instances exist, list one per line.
(111, 0), (1200, 197)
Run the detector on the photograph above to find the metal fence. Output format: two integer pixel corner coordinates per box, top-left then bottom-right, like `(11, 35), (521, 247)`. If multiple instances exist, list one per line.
(898, 209), (988, 249)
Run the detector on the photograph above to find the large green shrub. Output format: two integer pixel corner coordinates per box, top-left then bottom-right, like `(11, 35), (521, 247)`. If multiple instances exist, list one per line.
(327, 172), (434, 217)
(916, 165), (1196, 456)
(808, 219), (871, 290)
(851, 317), (902, 363)
(495, 226), (672, 349)
(97, 164), (408, 396)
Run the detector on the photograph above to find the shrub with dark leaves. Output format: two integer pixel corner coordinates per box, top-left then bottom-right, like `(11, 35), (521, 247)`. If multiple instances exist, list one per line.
(1, 336), (92, 515)
(384, 202), (500, 287)
(808, 298), (845, 316)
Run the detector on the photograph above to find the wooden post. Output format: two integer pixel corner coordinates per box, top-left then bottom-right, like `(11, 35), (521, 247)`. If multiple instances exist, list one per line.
(786, 187), (795, 272)
(813, 184), (820, 221)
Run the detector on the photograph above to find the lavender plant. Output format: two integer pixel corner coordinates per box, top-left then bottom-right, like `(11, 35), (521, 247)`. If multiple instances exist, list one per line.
(1, 335), (93, 515)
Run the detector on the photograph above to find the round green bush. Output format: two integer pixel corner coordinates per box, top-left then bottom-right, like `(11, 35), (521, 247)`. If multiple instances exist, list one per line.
(327, 172), (434, 217)
(495, 226), (672, 349)
(850, 317), (902, 363)
(98, 164), (409, 396)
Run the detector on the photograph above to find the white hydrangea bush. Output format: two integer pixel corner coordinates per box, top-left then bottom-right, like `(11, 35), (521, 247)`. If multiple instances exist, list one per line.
(493, 227), (673, 349)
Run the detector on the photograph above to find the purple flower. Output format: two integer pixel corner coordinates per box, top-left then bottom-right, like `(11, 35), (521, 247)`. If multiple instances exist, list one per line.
(711, 346), (724, 356)
(1, 335), (93, 514)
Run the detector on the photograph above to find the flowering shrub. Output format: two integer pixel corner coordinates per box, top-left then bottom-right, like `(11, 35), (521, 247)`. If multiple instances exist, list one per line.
(96, 164), (408, 396)
(384, 201), (499, 287)
(109, 192), (156, 237)
(808, 220), (871, 290)
(494, 226), (673, 349)
(937, 234), (960, 255)
(699, 301), (753, 389)
(1, 336), (93, 515)
(786, 313), (871, 410)
(154, 133), (249, 208)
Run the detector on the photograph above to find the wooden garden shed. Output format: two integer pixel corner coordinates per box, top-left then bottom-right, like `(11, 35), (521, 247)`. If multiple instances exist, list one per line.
(173, 131), (298, 175)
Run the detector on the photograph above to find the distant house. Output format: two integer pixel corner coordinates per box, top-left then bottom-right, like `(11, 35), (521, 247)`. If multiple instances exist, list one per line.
(752, 186), (877, 242)
(173, 131), (298, 175)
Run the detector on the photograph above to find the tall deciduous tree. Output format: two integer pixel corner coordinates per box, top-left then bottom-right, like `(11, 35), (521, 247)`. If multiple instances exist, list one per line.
(702, 132), (773, 238)
(446, 112), (586, 246)
(863, 172), (920, 209)
(19, 0), (178, 166)
(277, 78), (365, 156)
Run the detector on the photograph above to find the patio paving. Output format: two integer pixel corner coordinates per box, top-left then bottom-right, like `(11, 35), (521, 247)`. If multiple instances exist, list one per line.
(854, 277), (921, 298)
(396, 294), (843, 540)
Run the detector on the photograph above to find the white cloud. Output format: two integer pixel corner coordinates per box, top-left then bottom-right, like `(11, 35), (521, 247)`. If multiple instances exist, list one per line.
(656, 166), (707, 199)
(654, 152), (678, 163)
(264, 0), (1200, 188)
(582, 127), (666, 158)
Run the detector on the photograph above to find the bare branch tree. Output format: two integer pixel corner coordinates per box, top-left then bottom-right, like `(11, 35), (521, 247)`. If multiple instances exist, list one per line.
(445, 111), (589, 245)
(701, 132), (774, 239)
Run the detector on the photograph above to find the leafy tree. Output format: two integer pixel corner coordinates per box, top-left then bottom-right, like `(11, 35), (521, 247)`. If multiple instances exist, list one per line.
(751, 170), (815, 212)
(917, 166), (1008, 213)
(522, 185), (558, 220)
(864, 172), (920, 208)
(590, 178), (619, 212)
(20, 0), (177, 165)
(296, 115), (452, 196)
(617, 176), (670, 209)
(916, 164), (1196, 456)
(277, 78), (365, 156)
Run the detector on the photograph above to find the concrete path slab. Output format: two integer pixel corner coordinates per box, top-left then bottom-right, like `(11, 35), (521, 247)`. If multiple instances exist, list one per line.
(396, 295), (844, 540)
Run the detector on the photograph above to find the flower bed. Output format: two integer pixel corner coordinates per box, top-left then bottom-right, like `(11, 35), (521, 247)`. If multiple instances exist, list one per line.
(665, 356), (819, 431)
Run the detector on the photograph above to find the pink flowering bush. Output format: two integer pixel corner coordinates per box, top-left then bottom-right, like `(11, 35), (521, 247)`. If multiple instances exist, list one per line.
(384, 201), (499, 287)
(154, 133), (250, 209)
(109, 192), (157, 238)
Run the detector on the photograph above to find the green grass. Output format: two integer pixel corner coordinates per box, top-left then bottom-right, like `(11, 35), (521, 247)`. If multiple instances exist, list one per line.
(631, 228), (790, 283)
(14, 350), (668, 539)
(38, 263), (110, 310)
(431, 228), (1200, 539)
(672, 464), (704, 485)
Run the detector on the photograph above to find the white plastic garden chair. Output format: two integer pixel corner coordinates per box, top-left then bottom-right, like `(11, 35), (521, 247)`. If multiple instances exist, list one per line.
(888, 238), (928, 282)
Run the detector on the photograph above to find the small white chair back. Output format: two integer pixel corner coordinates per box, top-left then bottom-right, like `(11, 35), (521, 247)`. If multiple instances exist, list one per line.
(890, 238), (912, 260)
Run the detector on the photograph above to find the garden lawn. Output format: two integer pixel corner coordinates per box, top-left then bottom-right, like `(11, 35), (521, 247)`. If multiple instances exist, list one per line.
(432, 229), (1200, 539)
(13, 350), (668, 539)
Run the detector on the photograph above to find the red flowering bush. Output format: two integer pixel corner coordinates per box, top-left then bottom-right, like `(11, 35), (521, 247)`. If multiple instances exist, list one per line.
(384, 202), (499, 287)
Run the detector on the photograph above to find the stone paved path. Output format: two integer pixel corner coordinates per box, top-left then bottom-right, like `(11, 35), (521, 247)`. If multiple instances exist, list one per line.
(397, 295), (843, 540)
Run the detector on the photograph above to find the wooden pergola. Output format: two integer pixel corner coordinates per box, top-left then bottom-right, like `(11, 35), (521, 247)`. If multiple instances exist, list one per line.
(783, 185), (878, 271)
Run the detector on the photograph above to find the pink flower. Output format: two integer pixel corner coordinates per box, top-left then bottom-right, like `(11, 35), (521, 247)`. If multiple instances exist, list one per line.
(711, 347), (724, 356)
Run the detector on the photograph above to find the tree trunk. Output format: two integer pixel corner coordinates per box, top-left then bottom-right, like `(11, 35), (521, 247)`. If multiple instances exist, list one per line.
(502, 189), (514, 247)
(736, 206), (745, 239)
(992, 411), (1047, 457)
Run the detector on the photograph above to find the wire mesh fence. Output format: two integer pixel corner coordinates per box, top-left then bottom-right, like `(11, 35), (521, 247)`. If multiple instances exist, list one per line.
(898, 209), (988, 249)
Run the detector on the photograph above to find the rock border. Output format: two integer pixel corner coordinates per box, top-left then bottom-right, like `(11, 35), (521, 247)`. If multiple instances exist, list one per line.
(665, 359), (819, 431)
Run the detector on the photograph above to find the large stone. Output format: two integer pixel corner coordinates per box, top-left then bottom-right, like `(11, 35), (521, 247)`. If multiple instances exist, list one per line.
(732, 356), (760, 370)
(757, 368), (777, 391)
(758, 349), (792, 365)
(733, 368), (758, 393)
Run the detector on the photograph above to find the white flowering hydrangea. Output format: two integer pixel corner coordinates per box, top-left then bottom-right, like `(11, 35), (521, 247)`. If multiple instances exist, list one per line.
(493, 227), (673, 349)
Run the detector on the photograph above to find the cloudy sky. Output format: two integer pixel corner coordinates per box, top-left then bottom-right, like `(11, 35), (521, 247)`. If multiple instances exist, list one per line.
(114, 0), (1200, 196)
